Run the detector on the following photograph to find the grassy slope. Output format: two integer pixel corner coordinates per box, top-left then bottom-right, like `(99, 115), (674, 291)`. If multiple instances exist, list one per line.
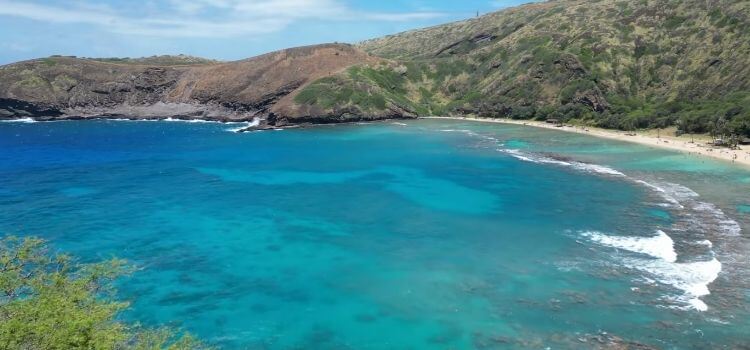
(86, 54), (219, 66)
(295, 0), (750, 136)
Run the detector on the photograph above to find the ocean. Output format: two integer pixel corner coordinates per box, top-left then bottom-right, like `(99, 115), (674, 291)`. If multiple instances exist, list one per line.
(1, 118), (748, 348)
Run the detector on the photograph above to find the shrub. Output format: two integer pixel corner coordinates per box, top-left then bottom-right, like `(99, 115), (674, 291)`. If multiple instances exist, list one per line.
(0, 236), (209, 350)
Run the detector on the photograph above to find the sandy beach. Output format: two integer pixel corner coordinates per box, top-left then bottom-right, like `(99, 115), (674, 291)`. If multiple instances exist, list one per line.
(424, 116), (750, 169)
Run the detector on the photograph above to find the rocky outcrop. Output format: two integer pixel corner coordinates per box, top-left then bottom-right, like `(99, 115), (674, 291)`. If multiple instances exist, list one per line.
(573, 89), (609, 112)
(0, 44), (387, 124)
(0, 98), (63, 119)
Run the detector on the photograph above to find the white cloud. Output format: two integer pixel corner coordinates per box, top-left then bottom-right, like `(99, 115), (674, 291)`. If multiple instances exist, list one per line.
(0, 0), (445, 38)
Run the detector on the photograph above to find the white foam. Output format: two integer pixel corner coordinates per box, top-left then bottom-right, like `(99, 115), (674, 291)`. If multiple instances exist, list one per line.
(645, 258), (722, 312)
(227, 125), (248, 133)
(581, 230), (722, 311)
(108, 118), (162, 122)
(633, 180), (682, 207)
(226, 118), (260, 133)
(582, 230), (677, 262)
(0, 117), (37, 123)
(641, 181), (742, 237)
(502, 149), (625, 177)
(653, 182), (699, 200)
(498, 147), (741, 240)
(440, 129), (505, 147)
(439, 129), (479, 137)
(693, 202), (742, 236)
(571, 162), (625, 176)
(391, 122), (408, 126)
(108, 117), (250, 125)
(503, 149), (549, 164)
(163, 117), (218, 123)
(459, 132), (735, 311)
(499, 149), (734, 228)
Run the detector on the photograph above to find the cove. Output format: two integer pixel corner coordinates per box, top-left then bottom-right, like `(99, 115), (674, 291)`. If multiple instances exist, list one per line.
(1, 119), (748, 349)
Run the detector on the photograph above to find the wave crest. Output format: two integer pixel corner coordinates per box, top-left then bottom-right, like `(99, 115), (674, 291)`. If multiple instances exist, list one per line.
(582, 230), (677, 262)
(581, 230), (721, 311)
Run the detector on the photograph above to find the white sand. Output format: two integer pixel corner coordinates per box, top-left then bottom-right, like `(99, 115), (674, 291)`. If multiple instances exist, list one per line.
(424, 116), (750, 169)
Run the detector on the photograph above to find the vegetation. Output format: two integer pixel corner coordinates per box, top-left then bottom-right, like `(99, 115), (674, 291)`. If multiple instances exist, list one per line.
(87, 55), (218, 66)
(0, 236), (209, 350)
(292, 0), (750, 137)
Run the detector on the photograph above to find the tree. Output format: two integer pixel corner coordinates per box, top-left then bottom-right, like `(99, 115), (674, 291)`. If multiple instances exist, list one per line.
(711, 116), (728, 140)
(0, 236), (209, 350)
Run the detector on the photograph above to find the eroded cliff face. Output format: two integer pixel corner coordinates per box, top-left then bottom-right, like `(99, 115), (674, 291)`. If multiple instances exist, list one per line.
(0, 44), (400, 125)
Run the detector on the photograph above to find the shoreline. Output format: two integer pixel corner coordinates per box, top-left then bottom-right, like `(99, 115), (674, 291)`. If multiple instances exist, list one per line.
(423, 116), (750, 169)
(4, 115), (750, 168)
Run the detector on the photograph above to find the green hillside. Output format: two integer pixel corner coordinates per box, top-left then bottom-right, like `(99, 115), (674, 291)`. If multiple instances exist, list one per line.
(295, 0), (750, 136)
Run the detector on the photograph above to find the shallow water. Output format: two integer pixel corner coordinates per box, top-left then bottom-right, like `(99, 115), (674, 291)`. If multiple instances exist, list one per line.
(1, 119), (749, 348)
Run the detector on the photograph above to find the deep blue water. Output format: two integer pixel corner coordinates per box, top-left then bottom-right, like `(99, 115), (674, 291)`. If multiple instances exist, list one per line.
(1, 119), (749, 349)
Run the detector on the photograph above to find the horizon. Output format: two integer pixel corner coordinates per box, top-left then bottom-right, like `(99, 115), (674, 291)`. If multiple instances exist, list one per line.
(0, 0), (535, 65)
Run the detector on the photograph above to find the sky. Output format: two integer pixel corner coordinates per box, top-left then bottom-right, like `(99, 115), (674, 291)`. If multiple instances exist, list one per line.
(0, 0), (534, 64)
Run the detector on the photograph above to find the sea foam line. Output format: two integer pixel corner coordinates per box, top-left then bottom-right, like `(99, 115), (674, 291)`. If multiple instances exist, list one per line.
(0, 117), (38, 123)
(502, 149), (742, 238)
(501, 149), (625, 177)
(454, 131), (741, 238)
(645, 182), (742, 237)
(439, 128), (505, 147)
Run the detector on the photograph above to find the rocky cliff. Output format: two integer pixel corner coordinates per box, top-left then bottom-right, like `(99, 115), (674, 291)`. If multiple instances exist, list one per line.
(0, 44), (396, 126)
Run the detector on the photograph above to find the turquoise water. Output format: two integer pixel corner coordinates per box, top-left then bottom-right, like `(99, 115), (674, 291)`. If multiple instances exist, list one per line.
(1, 119), (749, 348)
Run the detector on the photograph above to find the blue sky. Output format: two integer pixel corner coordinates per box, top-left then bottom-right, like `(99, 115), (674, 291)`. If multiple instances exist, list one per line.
(0, 0), (534, 64)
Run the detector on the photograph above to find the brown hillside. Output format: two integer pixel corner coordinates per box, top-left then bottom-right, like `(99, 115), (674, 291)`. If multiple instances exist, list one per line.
(0, 44), (380, 122)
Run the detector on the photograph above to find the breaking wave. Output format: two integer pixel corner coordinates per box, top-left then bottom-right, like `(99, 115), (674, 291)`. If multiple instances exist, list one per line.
(581, 230), (721, 312)
(582, 230), (677, 262)
(226, 118), (260, 133)
(485, 144), (741, 312)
